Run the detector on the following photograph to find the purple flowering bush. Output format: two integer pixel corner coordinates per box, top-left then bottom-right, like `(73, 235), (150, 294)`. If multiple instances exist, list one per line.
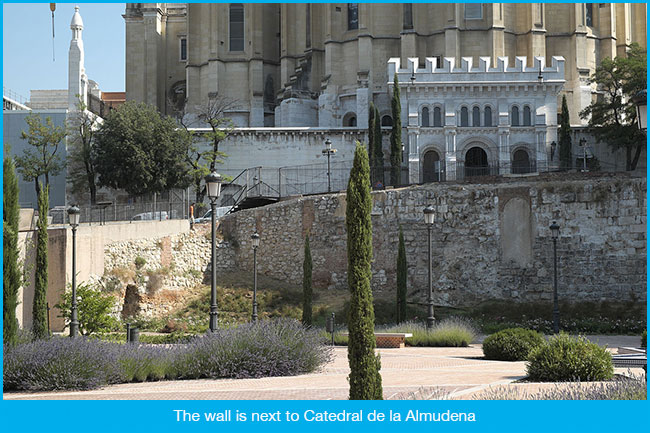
(173, 318), (332, 379)
(4, 319), (332, 391)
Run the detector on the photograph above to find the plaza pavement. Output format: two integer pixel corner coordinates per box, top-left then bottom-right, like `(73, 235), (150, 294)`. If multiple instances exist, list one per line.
(3, 335), (643, 400)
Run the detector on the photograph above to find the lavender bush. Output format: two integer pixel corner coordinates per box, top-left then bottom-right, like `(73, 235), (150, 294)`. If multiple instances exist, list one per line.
(173, 319), (332, 379)
(4, 319), (332, 391)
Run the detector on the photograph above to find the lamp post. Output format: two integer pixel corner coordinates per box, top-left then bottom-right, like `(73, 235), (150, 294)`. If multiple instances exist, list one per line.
(67, 205), (80, 338)
(632, 89), (647, 131)
(549, 221), (560, 334)
(205, 171), (223, 332)
(322, 138), (337, 193)
(251, 232), (260, 323)
(423, 205), (436, 330)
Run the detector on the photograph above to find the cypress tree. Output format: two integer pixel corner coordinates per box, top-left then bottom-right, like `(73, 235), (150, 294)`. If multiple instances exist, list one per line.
(390, 74), (402, 186)
(301, 235), (313, 326)
(396, 226), (407, 324)
(32, 183), (49, 339)
(368, 103), (376, 185)
(559, 95), (572, 171)
(374, 105), (383, 186)
(3, 156), (21, 346)
(347, 143), (383, 400)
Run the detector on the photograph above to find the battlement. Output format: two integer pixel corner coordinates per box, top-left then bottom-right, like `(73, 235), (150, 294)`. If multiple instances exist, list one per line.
(388, 56), (565, 85)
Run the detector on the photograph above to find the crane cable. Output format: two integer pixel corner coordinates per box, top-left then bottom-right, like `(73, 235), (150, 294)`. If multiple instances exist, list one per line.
(50, 3), (56, 61)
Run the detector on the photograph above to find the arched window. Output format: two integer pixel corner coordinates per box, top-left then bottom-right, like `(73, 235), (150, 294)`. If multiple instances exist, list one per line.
(343, 112), (357, 127)
(484, 106), (492, 126)
(381, 115), (393, 127)
(433, 107), (442, 127)
(403, 3), (413, 30)
(511, 106), (520, 126)
(472, 106), (481, 127)
(347, 4), (359, 30)
(421, 107), (430, 127)
(229, 4), (245, 51)
(460, 107), (469, 127)
(523, 106), (532, 126)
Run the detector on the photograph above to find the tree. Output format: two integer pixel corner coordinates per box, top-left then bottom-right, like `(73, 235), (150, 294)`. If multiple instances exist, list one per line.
(4, 156), (21, 346)
(559, 95), (572, 171)
(346, 143), (383, 400)
(55, 282), (118, 336)
(390, 73), (402, 186)
(373, 105), (384, 186)
(580, 43), (647, 171)
(67, 99), (99, 204)
(94, 101), (191, 197)
(301, 235), (313, 326)
(396, 226), (407, 324)
(32, 184), (49, 339)
(368, 103), (376, 185)
(14, 113), (66, 198)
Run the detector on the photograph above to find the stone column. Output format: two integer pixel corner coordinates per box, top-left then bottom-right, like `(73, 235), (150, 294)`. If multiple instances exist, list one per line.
(408, 129), (420, 184)
(444, 127), (457, 181)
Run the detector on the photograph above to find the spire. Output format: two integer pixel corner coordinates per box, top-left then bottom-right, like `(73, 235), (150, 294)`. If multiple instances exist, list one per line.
(70, 5), (83, 40)
(68, 5), (86, 112)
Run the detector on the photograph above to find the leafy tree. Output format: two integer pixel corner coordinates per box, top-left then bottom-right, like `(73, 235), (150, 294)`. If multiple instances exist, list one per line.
(368, 103), (376, 184)
(94, 101), (191, 197)
(390, 73), (402, 186)
(373, 105), (383, 186)
(301, 235), (313, 326)
(32, 184), (49, 339)
(55, 282), (119, 336)
(580, 43), (647, 171)
(14, 113), (65, 198)
(396, 226), (407, 324)
(346, 143), (383, 400)
(67, 99), (99, 204)
(559, 95), (572, 171)
(3, 156), (21, 346)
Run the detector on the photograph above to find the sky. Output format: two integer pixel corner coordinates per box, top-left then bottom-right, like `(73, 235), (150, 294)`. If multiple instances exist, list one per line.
(2, 2), (125, 103)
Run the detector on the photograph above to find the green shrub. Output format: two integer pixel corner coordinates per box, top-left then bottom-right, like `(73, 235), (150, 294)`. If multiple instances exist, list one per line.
(382, 318), (477, 347)
(641, 329), (647, 349)
(55, 282), (120, 336)
(134, 256), (146, 270)
(526, 333), (614, 382)
(482, 328), (545, 361)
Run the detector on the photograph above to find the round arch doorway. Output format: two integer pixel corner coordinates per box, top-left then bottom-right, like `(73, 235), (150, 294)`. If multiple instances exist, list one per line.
(512, 149), (532, 174)
(422, 150), (443, 183)
(464, 146), (489, 178)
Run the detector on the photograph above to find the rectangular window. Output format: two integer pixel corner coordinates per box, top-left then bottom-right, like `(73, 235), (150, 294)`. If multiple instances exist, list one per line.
(230, 4), (245, 51)
(347, 4), (359, 30)
(465, 3), (482, 20)
(179, 37), (187, 61)
(403, 4), (413, 30)
(586, 3), (594, 27)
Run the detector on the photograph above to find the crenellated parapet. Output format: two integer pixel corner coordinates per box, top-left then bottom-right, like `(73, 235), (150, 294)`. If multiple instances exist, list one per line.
(388, 56), (565, 88)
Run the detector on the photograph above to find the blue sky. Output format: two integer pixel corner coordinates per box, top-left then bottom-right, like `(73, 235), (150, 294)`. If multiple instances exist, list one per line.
(3, 2), (125, 103)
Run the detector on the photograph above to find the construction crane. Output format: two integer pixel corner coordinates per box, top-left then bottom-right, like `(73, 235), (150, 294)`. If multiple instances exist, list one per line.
(50, 3), (55, 61)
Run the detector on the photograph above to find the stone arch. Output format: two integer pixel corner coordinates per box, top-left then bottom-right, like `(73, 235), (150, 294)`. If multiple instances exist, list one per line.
(511, 147), (532, 174)
(343, 112), (357, 127)
(421, 145), (444, 183)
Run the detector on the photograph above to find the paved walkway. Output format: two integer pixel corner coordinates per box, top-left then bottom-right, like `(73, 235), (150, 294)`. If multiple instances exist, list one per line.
(3, 336), (644, 400)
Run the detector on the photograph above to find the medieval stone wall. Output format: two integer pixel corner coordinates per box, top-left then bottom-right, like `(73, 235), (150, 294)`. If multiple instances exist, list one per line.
(219, 173), (646, 306)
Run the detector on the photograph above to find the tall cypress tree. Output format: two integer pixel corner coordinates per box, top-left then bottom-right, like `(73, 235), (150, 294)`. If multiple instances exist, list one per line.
(3, 156), (21, 346)
(396, 226), (407, 324)
(559, 95), (572, 171)
(368, 103), (377, 185)
(33, 183), (49, 339)
(390, 73), (402, 186)
(374, 105), (383, 186)
(301, 235), (313, 326)
(347, 143), (383, 400)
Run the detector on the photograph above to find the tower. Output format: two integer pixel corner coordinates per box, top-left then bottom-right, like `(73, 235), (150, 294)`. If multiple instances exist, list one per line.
(68, 5), (87, 112)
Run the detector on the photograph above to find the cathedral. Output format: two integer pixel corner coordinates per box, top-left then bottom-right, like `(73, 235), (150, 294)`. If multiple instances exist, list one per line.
(124, 3), (646, 184)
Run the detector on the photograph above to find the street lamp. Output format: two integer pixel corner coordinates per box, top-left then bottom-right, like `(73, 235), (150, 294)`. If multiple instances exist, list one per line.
(423, 205), (436, 330)
(632, 89), (647, 131)
(205, 171), (223, 332)
(251, 232), (260, 323)
(549, 221), (560, 334)
(322, 138), (337, 193)
(67, 205), (80, 338)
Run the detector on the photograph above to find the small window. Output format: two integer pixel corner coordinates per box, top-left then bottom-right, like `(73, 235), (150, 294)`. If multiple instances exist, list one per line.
(460, 107), (469, 127)
(344, 113), (357, 127)
(347, 4), (359, 30)
(586, 3), (593, 27)
(403, 3), (413, 30)
(472, 106), (481, 127)
(523, 106), (532, 126)
(484, 106), (492, 126)
(465, 3), (482, 20)
(229, 4), (245, 51)
(306, 4), (311, 48)
(421, 107), (430, 127)
(179, 37), (187, 61)
(433, 107), (442, 127)
(511, 106), (520, 126)
(381, 115), (393, 127)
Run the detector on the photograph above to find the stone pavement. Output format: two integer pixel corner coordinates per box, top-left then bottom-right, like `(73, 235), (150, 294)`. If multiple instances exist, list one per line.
(3, 335), (643, 401)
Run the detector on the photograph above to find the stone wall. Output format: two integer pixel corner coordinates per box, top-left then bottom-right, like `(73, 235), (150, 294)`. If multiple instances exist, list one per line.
(220, 173), (646, 306)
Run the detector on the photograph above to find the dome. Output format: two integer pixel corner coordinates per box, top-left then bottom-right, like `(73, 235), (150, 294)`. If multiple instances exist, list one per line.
(70, 6), (84, 29)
